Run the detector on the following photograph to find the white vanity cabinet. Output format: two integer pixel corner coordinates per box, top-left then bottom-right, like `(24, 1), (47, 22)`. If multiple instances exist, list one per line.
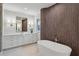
(24, 34), (38, 43)
(2, 33), (39, 49)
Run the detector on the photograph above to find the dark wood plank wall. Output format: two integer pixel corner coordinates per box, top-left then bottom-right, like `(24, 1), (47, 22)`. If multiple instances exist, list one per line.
(41, 3), (79, 56)
(0, 3), (2, 52)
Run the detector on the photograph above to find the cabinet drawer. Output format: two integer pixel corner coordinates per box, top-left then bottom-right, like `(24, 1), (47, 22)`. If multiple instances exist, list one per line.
(2, 33), (39, 49)
(2, 35), (24, 49)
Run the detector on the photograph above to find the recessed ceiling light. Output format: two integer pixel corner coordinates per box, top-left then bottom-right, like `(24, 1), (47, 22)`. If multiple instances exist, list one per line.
(24, 8), (28, 10)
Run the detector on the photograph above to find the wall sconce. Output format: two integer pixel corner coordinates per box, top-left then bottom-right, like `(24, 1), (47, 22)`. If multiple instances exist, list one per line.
(7, 19), (16, 27)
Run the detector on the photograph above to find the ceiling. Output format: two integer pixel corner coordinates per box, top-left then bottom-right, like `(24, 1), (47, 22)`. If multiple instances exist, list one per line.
(3, 3), (55, 16)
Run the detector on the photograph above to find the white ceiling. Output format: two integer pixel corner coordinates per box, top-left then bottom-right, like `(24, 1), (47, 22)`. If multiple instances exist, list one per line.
(3, 3), (55, 16)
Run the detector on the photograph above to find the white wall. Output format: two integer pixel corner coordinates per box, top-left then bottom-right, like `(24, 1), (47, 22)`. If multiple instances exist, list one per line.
(3, 10), (38, 35)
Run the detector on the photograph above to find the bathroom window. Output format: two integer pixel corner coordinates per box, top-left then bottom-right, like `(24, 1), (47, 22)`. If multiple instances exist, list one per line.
(36, 18), (40, 32)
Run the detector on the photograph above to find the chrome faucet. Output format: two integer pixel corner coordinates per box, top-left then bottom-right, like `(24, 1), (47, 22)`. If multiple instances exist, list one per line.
(54, 37), (58, 42)
(54, 34), (58, 42)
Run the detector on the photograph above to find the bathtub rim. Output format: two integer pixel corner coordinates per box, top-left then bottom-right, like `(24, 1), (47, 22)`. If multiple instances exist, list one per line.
(37, 40), (72, 55)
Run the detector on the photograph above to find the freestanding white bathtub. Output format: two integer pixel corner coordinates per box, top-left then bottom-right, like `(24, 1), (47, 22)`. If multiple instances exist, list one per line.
(37, 40), (72, 56)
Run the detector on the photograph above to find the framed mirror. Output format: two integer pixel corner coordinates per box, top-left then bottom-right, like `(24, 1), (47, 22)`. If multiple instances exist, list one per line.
(16, 16), (27, 32)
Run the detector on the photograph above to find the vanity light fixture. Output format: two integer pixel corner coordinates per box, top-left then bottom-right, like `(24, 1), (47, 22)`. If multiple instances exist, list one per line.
(7, 19), (16, 27)
(24, 8), (28, 10)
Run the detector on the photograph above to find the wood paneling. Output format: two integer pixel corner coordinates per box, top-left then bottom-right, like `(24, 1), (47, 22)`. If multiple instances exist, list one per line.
(0, 3), (2, 52)
(22, 19), (27, 32)
(41, 4), (79, 56)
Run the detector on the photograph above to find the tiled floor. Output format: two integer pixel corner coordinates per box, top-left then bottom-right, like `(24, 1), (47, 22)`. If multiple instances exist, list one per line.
(0, 43), (56, 56)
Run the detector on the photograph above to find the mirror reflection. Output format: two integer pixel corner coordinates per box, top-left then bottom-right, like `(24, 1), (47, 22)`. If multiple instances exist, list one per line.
(16, 16), (27, 32)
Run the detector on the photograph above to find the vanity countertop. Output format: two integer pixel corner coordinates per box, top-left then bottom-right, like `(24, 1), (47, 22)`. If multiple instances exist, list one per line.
(2, 32), (40, 36)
